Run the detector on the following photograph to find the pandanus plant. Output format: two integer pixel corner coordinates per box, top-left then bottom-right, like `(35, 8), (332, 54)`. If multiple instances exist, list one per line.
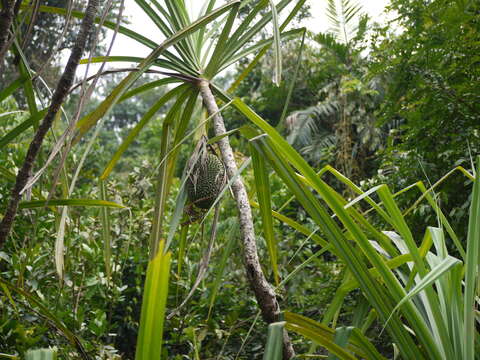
(0, 0), (306, 357)
(11, 0), (305, 358)
(1, 1), (478, 359)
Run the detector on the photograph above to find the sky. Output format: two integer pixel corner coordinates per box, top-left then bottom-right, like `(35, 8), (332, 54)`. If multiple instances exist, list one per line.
(84, 0), (390, 73)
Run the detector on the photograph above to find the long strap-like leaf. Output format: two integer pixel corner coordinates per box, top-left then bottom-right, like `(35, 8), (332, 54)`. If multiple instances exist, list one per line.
(73, 0), (240, 143)
(463, 156), (480, 359)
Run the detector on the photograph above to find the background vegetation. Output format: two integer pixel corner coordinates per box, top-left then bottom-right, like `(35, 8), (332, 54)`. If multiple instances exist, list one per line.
(0, 0), (478, 359)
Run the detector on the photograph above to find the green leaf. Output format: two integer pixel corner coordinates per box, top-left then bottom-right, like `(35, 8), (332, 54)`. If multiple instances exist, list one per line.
(100, 84), (188, 180)
(250, 140), (279, 284)
(388, 256), (461, 319)
(377, 185), (426, 275)
(285, 313), (356, 360)
(463, 156), (480, 360)
(149, 87), (192, 257)
(120, 78), (181, 101)
(19, 199), (125, 209)
(176, 224), (189, 282)
(242, 106), (432, 358)
(100, 180), (112, 281)
(227, 0), (306, 92)
(79, 55), (145, 64)
(32, 5), (158, 49)
(221, 28), (303, 72)
(195, 0), (218, 56)
(263, 322), (285, 360)
(133, 0), (198, 70)
(165, 185), (187, 253)
(285, 312), (387, 360)
(278, 28), (306, 130)
(135, 240), (171, 360)
(74, 0), (240, 143)
(162, 0), (200, 66)
(222, 0), (295, 64)
(25, 349), (57, 360)
(204, 1), (240, 78)
(0, 277), (87, 356)
(0, 77), (26, 103)
(0, 109), (48, 149)
(207, 223), (238, 319)
(12, 41), (39, 127)
(269, 0), (282, 86)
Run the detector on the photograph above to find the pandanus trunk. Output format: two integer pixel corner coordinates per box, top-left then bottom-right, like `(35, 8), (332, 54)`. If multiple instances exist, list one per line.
(198, 79), (295, 359)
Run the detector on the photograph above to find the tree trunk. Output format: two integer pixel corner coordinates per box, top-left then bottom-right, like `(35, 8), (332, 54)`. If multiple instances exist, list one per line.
(0, 0), (15, 63)
(0, 0), (101, 248)
(198, 79), (295, 359)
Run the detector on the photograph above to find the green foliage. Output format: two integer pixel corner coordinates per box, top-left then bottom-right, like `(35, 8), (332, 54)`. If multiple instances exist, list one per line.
(370, 0), (480, 242)
(1, 0), (479, 358)
(236, 95), (480, 358)
(285, 2), (385, 180)
(1, 0), (310, 358)
(25, 348), (57, 360)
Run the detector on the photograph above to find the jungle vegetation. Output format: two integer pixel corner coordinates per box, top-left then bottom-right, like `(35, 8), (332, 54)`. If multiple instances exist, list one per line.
(0, 0), (479, 359)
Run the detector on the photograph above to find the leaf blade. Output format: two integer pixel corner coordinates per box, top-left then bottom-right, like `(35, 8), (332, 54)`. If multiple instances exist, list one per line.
(19, 199), (125, 209)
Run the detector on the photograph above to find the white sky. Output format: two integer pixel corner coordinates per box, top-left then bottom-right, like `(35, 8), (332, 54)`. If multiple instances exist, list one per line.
(84, 0), (390, 73)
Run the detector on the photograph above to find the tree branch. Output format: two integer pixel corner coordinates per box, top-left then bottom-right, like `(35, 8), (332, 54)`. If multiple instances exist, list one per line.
(0, 0), (101, 247)
(198, 79), (295, 359)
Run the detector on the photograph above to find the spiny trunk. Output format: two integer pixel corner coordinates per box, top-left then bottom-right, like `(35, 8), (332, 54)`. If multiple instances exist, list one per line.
(0, 0), (101, 248)
(198, 79), (295, 359)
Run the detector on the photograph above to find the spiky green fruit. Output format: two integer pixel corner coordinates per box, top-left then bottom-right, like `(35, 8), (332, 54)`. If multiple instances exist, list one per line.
(186, 154), (225, 209)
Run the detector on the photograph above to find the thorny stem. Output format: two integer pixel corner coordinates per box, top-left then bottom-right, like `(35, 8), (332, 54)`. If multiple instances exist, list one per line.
(0, 0), (101, 255)
(198, 79), (295, 359)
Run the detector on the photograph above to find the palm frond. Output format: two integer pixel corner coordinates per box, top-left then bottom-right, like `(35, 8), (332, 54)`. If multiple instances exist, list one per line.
(325, 0), (363, 44)
(286, 95), (339, 149)
(353, 14), (369, 43)
(314, 32), (349, 62)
